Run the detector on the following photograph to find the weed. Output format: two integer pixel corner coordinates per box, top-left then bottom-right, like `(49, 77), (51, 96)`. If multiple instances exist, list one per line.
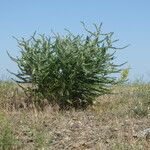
(0, 113), (18, 150)
(8, 23), (127, 109)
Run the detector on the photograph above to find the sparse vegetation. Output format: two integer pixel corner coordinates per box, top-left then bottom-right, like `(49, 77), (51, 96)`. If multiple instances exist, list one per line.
(0, 80), (150, 149)
(0, 112), (19, 150)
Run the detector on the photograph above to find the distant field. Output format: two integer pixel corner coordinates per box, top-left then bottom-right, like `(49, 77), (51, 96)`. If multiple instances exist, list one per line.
(0, 81), (150, 150)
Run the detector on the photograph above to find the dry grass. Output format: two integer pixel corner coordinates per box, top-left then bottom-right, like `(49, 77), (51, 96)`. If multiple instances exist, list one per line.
(0, 81), (150, 150)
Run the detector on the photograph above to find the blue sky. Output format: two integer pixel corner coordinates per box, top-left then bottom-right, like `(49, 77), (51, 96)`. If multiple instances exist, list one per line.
(0, 0), (150, 81)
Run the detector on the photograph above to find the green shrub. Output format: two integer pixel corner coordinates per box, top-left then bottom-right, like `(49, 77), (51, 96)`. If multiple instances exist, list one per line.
(8, 23), (127, 109)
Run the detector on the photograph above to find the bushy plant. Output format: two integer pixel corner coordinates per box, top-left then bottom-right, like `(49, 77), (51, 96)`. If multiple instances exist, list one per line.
(8, 23), (127, 109)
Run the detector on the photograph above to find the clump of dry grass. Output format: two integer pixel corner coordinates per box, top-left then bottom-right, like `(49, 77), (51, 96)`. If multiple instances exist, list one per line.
(0, 81), (150, 149)
(0, 81), (26, 110)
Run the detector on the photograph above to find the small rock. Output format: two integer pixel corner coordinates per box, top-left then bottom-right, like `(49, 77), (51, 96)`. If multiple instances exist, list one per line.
(133, 128), (150, 141)
(105, 139), (111, 144)
(26, 139), (34, 143)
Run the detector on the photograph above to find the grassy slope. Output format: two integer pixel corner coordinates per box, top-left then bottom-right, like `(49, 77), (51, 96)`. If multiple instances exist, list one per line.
(0, 81), (150, 150)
